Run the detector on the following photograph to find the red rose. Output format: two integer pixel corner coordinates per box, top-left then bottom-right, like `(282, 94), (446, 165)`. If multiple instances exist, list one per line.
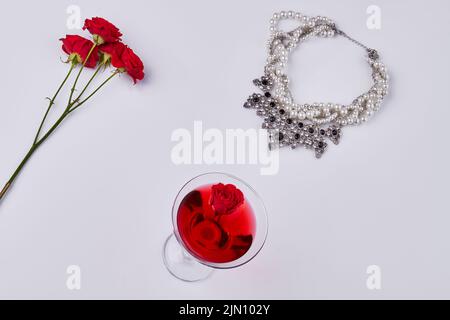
(100, 43), (145, 83)
(83, 17), (122, 44)
(99, 42), (126, 68)
(60, 35), (98, 68)
(210, 183), (244, 215)
(121, 46), (145, 83)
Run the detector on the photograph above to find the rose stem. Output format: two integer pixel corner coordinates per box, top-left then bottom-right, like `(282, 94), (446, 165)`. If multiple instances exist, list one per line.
(0, 63), (75, 202)
(68, 70), (119, 114)
(67, 44), (97, 106)
(33, 62), (75, 144)
(0, 45), (104, 203)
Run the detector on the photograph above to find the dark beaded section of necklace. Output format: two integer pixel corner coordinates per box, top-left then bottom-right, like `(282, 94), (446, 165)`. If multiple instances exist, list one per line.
(244, 75), (342, 158)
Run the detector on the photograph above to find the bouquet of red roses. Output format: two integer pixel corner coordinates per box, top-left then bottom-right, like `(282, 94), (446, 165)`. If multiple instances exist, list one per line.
(0, 17), (144, 203)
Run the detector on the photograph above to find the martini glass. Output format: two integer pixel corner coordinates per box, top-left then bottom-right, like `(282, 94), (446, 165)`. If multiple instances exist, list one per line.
(163, 172), (268, 282)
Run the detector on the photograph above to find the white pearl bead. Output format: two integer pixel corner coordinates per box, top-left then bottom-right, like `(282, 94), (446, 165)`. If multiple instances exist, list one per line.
(298, 112), (306, 120)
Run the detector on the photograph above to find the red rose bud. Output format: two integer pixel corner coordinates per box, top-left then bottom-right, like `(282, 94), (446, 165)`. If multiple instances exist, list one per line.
(60, 35), (99, 68)
(100, 43), (145, 83)
(210, 183), (245, 215)
(83, 17), (122, 44)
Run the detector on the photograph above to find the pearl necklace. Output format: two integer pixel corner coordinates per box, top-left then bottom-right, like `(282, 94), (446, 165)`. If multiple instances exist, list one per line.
(243, 11), (390, 158)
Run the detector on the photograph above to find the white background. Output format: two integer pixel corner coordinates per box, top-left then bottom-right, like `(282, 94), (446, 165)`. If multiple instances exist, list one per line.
(0, 0), (449, 299)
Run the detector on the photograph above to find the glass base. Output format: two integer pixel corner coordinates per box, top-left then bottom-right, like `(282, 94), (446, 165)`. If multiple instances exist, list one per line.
(163, 234), (214, 282)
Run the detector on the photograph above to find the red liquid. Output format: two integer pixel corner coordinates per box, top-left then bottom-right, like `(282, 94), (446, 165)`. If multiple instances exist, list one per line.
(177, 184), (256, 263)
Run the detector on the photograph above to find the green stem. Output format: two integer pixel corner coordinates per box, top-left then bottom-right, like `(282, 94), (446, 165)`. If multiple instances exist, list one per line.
(33, 63), (75, 144)
(0, 106), (70, 201)
(67, 44), (97, 107)
(0, 145), (38, 201)
(72, 63), (103, 105)
(0, 56), (121, 204)
(0, 108), (69, 202)
(1, 107), (70, 202)
(69, 71), (119, 114)
(36, 71), (119, 145)
(35, 111), (70, 148)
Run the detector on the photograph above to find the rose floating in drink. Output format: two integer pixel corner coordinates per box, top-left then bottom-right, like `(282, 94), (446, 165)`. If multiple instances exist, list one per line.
(178, 183), (255, 263)
(164, 173), (268, 281)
